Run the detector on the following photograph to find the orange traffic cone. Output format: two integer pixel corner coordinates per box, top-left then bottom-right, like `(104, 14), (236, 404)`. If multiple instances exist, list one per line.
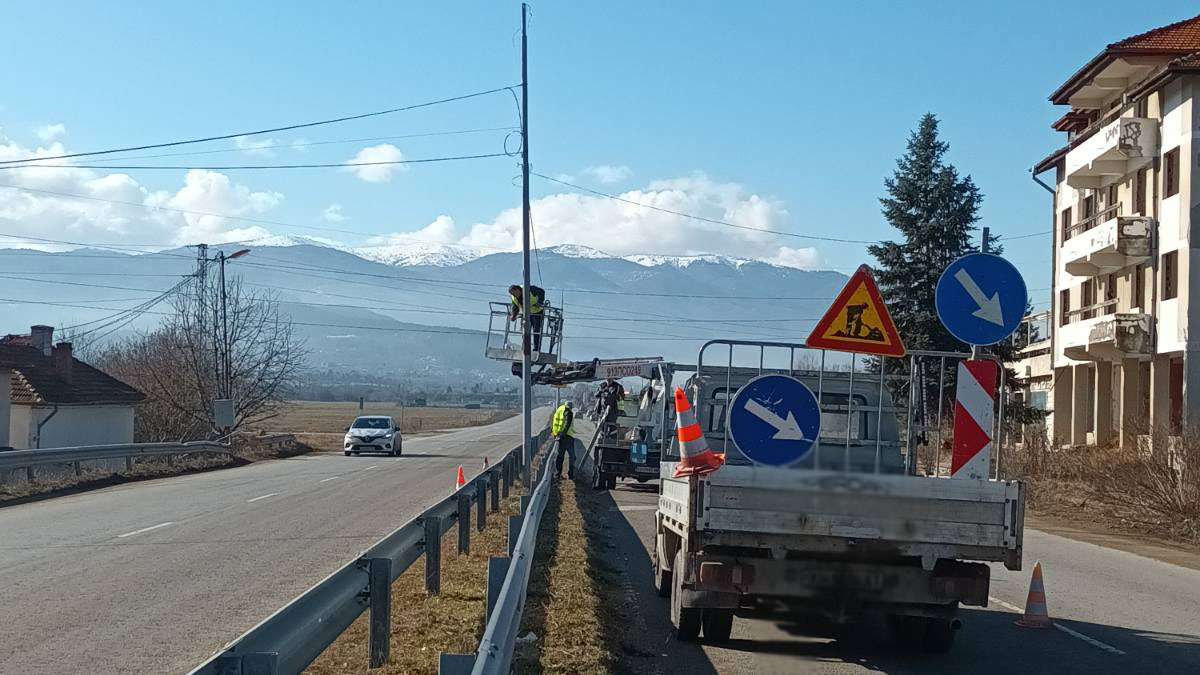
(1016, 561), (1052, 628)
(672, 387), (725, 478)
(456, 465), (466, 490)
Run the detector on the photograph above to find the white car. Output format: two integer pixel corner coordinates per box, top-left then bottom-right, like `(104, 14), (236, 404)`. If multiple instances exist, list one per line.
(344, 416), (402, 456)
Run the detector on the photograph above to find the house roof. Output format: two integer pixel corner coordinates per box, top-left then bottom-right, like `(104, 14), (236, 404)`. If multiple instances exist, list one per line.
(0, 340), (145, 406)
(1051, 14), (1200, 103)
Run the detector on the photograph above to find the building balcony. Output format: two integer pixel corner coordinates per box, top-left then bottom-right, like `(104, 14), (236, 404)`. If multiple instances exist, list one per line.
(1065, 116), (1157, 189)
(1060, 308), (1153, 361)
(1061, 207), (1152, 276)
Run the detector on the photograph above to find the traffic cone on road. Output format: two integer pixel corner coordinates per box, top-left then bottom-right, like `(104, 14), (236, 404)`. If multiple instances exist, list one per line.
(455, 465), (466, 490)
(1016, 561), (1052, 628)
(672, 386), (725, 478)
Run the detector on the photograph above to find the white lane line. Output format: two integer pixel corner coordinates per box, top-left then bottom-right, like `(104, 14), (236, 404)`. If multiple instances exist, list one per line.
(363, 465), (378, 471)
(989, 596), (1126, 655)
(117, 522), (174, 538)
(320, 476), (341, 483)
(247, 493), (277, 503)
(615, 505), (658, 512)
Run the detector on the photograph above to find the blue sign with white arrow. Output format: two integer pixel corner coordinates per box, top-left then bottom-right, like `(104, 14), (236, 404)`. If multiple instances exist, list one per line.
(727, 374), (822, 467)
(935, 253), (1027, 346)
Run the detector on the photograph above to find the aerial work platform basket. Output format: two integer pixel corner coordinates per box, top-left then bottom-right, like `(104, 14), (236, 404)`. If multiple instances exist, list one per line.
(484, 301), (563, 365)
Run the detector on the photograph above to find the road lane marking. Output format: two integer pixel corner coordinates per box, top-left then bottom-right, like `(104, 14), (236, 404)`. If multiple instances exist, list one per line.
(117, 522), (174, 538)
(615, 505), (658, 512)
(320, 476), (341, 483)
(989, 596), (1126, 656)
(363, 465), (378, 471)
(247, 493), (277, 503)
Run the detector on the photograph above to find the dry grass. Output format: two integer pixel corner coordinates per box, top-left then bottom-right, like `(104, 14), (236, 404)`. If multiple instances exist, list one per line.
(305, 491), (522, 674)
(255, 402), (516, 452)
(1008, 432), (1200, 545)
(513, 474), (624, 674)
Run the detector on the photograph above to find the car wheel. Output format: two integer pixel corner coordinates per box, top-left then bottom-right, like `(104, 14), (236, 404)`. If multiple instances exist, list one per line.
(344, 451), (351, 456)
(671, 549), (702, 641)
(702, 608), (734, 642)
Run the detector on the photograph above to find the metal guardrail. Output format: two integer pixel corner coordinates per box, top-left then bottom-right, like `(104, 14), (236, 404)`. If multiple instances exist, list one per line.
(189, 427), (550, 675)
(0, 441), (233, 482)
(238, 433), (297, 453)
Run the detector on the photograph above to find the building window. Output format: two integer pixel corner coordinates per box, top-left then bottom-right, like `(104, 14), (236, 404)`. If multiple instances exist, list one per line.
(1163, 250), (1178, 300)
(1135, 168), (1147, 215)
(1082, 193), (1096, 219)
(1133, 263), (1146, 309)
(1061, 207), (1073, 240)
(1029, 391), (1048, 411)
(1106, 184), (1118, 209)
(1105, 273), (1117, 313)
(1135, 97), (1148, 118)
(1081, 279), (1096, 319)
(1165, 147), (1180, 198)
(1060, 289), (1071, 326)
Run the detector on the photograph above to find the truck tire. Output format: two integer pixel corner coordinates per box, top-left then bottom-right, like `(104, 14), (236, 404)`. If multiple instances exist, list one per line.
(702, 608), (734, 642)
(923, 618), (956, 653)
(671, 550), (701, 641)
(605, 474), (617, 490)
(653, 533), (672, 598)
(593, 470), (607, 491)
(886, 614), (927, 649)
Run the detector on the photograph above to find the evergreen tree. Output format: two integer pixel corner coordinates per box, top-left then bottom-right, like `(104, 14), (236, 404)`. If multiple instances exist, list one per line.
(869, 113), (981, 353)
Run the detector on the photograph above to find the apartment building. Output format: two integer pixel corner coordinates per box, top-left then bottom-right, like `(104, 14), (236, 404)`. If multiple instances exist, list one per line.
(1033, 15), (1200, 448)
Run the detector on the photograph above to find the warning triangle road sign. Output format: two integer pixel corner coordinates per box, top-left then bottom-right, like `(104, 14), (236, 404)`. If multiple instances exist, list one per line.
(806, 265), (906, 357)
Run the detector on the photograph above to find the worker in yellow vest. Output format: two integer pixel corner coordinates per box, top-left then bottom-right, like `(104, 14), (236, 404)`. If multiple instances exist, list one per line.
(551, 401), (576, 479)
(508, 284), (546, 352)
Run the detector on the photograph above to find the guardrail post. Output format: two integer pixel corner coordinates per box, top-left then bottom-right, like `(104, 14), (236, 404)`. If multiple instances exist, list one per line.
(486, 556), (511, 620)
(490, 470), (500, 512)
(368, 557), (391, 668)
(520, 495), (531, 515)
(501, 457), (511, 498)
(456, 494), (471, 555)
(424, 517), (441, 594)
(476, 478), (487, 531)
(73, 461), (81, 477)
(25, 466), (33, 483)
(126, 456), (133, 472)
(508, 514), (523, 557)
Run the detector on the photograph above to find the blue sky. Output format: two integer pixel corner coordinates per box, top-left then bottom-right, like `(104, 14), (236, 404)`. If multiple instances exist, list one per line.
(2, 1), (1198, 309)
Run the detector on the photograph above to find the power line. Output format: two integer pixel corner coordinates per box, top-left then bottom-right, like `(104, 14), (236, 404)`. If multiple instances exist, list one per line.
(7, 152), (511, 172)
(0, 86), (520, 166)
(76, 127), (520, 164)
(999, 231), (1051, 241)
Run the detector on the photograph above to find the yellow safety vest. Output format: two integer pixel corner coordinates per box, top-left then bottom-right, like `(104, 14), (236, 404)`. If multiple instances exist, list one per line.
(552, 404), (574, 437)
(510, 289), (544, 315)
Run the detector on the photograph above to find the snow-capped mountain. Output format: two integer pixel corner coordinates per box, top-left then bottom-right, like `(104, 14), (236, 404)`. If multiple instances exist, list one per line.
(353, 241), (486, 267)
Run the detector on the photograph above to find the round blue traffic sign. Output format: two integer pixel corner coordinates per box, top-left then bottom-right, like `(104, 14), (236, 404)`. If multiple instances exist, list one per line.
(727, 374), (821, 467)
(935, 253), (1027, 346)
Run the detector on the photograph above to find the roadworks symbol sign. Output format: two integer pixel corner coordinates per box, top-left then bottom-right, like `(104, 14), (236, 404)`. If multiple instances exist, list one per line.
(806, 265), (906, 357)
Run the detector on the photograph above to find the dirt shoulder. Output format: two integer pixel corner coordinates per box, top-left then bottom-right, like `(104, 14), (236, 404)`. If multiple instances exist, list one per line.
(1027, 510), (1200, 572)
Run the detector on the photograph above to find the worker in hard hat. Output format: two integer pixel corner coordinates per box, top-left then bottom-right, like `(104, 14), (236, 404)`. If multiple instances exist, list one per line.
(508, 284), (546, 352)
(551, 400), (576, 479)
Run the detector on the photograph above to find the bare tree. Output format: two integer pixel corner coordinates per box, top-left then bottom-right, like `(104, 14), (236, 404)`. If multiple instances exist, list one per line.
(90, 276), (305, 442)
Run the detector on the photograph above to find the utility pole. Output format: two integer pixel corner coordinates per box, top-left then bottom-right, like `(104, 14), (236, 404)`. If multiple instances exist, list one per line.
(981, 227), (991, 254)
(219, 251), (231, 400)
(520, 1), (533, 487)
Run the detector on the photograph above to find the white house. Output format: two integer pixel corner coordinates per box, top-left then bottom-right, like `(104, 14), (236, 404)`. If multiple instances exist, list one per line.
(0, 325), (145, 450)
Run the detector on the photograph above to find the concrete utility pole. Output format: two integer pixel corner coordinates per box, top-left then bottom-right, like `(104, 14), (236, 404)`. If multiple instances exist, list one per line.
(520, 2), (533, 487)
(981, 227), (991, 254)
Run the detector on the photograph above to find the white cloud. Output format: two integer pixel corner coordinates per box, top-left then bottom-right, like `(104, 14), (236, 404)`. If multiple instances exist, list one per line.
(233, 135), (277, 156)
(342, 143), (405, 183)
(580, 164), (631, 184)
(457, 172), (818, 267)
(366, 215), (459, 246)
(291, 138), (311, 153)
(321, 203), (345, 223)
(34, 123), (66, 141)
(0, 131), (286, 250)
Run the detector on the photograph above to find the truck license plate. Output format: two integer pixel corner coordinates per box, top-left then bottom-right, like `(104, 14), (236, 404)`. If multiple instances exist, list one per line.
(800, 570), (885, 590)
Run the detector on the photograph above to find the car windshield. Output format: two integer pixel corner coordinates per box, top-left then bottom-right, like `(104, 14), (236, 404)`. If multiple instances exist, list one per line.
(351, 418), (390, 430)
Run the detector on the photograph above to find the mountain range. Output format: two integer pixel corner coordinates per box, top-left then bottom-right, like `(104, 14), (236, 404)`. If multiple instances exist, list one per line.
(0, 239), (850, 381)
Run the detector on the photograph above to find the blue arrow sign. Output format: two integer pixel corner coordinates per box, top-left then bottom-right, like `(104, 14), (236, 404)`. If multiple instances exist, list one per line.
(727, 374), (821, 467)
(935, 253), (1027, 346)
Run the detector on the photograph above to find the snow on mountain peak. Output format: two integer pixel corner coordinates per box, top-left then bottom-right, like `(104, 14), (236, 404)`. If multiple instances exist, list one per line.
(354, 241), (486, 267)
(234, 234), (351, 251)
(544, 244), (611, 259)
(623, 253), (757, 269)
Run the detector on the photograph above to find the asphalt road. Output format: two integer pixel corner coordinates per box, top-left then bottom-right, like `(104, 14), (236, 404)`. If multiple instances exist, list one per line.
(594, 479), (1200, 675)
(0, 411), (543, 675)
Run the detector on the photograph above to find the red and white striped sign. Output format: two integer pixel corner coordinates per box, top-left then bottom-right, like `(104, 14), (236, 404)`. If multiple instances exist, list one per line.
(951, 359), (997, 480)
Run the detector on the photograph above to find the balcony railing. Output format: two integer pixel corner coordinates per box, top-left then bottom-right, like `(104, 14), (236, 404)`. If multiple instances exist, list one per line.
(1062, 298), (1117, 325)
(1060, 311), (1153, 362)
(1063, 203), (1119, 241)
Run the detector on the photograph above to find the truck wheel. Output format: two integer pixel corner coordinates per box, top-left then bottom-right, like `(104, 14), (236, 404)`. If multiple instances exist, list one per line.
(671, 550), (701, 641)
(593, 470), (607, 491)
(923, 618), (956, 653)
(702, 608), (734, 642)
(605, 474), (617, 490)
(653, 533), (672, 598)
(886, 614), (927, 649)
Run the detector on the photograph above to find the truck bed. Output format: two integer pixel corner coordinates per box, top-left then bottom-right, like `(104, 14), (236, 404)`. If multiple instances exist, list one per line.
(660, 462), (1023, 571)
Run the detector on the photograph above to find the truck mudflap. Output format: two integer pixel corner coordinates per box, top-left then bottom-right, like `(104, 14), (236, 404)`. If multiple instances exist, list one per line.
(684, 555), (990, 608)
